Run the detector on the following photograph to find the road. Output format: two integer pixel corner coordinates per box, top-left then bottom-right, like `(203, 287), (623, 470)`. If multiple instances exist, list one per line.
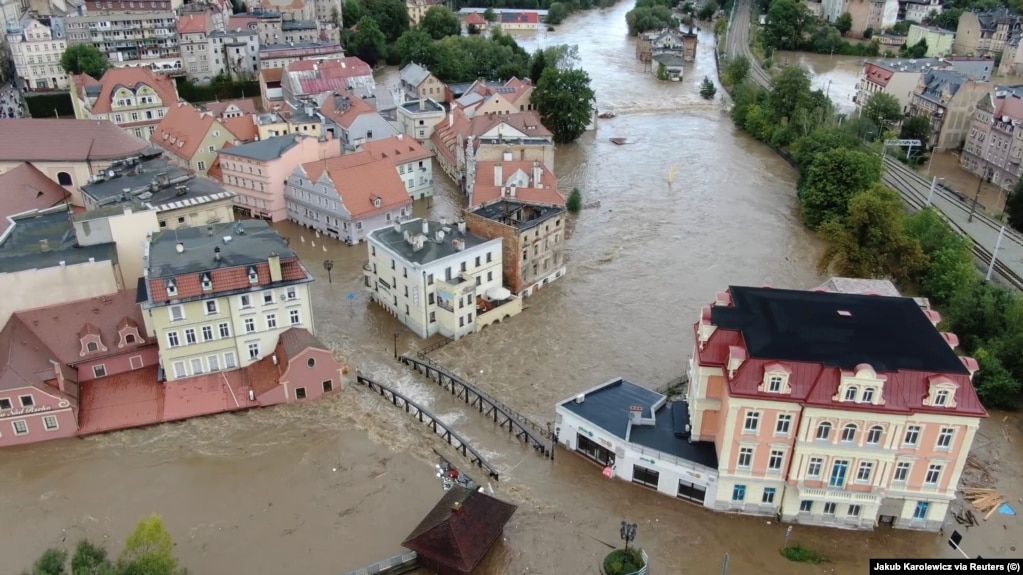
(721, 0), (1023, 289)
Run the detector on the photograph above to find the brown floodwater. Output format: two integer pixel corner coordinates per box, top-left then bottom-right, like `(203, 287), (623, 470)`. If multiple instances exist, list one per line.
(773, 50), (864, 114)
(2, 4), (1019, 574)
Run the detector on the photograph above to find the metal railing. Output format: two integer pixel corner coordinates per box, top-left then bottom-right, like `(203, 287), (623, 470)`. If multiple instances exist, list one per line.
(343, 551), (418, 575)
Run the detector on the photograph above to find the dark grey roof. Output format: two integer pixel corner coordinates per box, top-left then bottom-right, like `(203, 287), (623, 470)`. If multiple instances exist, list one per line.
(470, 200), (564, 231)
(400, 63), (431, 87)
(0, 209), (116, 273)
(282, 19), (317, 30)
(873, 57), (942, 73)
(446, 82), (475, 97)
(712, 286), (969, 374)
(918, 70), (966, 104)
(147, 220), (295, 278)
(653, 53), (686, 67)
(259, 41), (342, 52)
(80, 155), (233, 209)
(559, 378), (717, 468)
(220, 135), (303, 161)
(400, 99), (445, 113)
(370, 219), (495, 266)
(236, 9), (282, 18)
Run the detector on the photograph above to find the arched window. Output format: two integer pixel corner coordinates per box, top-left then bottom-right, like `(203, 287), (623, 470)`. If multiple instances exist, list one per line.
(844, 386), (858, 401)
(867, 426), (883, 444)
(842, 424), (858, 442)
(125, 334), (136, 344)
(815, 422), (832, 440)
(862, 387), (875, 403)
(57, 171), (73, 186)
(86, 341), (98, 352)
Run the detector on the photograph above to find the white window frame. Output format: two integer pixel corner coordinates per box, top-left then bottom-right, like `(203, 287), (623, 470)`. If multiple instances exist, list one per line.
(172, 361), (187, 378)
(262, 291), (274, 305)
(224, 351), (237, 369)
(807, 457), (823, 478)
(284, 286), (298, 300)
(856, 461), (873, 482)
(208, 355), (220, 372)
(205, 300), (218, 314)
(893, 462), (911, 482)
(936, 427), (954, 449)
(904, 425), (921, 446)
(19, 394), (34, 407)
(92, 364), (107, 378)
(289, 309), (301, 325)
(774, 414), (792, 435)
(866, 426), (883, 444)
(737, 447), (753, 468)
(742, 411), (760, 433)
(130, 355), (144, 370)
(184, 328), (197, 345)
(190, 357), (204, 375)
(244, 318), (256, 333)
(219, 322), (231, 338)
(265, 314), (277, 330)
(43, 415), (59, 431)
(768, 450), (784, 471)
(815, 422), (831, 440)
(934, 389), (950, 406)
(169, 305), (185, 321)
(925, 464), (942, 485)
(768, 375), (783, 392)
(247, 342), (260, 359)
(12, 420), (29, 435)
(240, 294), (252, 308)
(841, 424), (857, 442)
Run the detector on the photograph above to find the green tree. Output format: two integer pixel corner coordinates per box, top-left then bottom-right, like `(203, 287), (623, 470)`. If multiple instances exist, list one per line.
(696, 2), (716, 20)
(22, 549), (67, 575)
(972, 348), (1023, 409)
(625, 1), (678, 36)
(349, 16), (387, 66)
(118, 515), (181, 575)
(903, 208), (977, 305)
(419, 5), (461, 39)
(60, 44), (109, 78)
(769, 65), (811, 121)
(903, 38), (928, 58)
(900, 114), (931, 143)
(818, 184), (926, 282)
(541, 44), (581, 70)
(799, 148), (882, 228)
(393, 28), (435, 67)
(72, 540), (116, 575)
(699, 76), (716, 99)
(863, 92), (902, 131)
(331, 5), (341, 27)
(342, 0), (362, 27)
(567, 187), (583, 213)
(724, 55), (751, 85)
(835, 12), (853, 34)
(762, 0), (810, 50)
(357, 0), (409, 41)
(1007, 179), (1023, 231)
(532, 67), (596, 144)
(483, 7), (496, 22)
(547, 2), (571, 25)
(530, 49), (548, 83)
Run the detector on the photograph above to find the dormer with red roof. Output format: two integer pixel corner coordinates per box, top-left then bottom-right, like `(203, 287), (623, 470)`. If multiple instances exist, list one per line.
(79, 323), (107, 356)
(757, 362), (792, 394)
(833, 363), (887, 405)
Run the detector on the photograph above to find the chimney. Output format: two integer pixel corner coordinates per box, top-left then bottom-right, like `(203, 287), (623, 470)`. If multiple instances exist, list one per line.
(457, 220), (466, 234)
(452, 501), (462, 512)
(418, 97), (425, 111)
(214, 246), (222, 262)
(509, 186), (517, 198)
(532, 160), (542, 188)
(503, 150), (512, 161)
(448, 112), (453, 128)
(456, 240), (465, 251)
(268, 252), (282, 282)
(397, 133), (404, 141)
(39, 239), (49, 252)
(422, 220), (429, 235)
(123, 206), (134, 215)
(494, 162), (503, 186)
(341, 59), (346, 68)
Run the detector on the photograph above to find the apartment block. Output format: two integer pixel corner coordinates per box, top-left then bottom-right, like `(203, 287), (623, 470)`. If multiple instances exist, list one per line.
(687, 283), (984, 531)
(140, 220), (315, 380)
(909, 70), (993, 149)
(65, 2), (183, 73)
(954, 8), (1021, 57)
(961, 92), (1023, 190)
(71, 67), (180, 139)
(6, 15), (70, 91)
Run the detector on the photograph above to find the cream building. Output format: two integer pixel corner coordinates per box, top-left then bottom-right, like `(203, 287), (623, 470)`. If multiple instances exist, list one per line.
(6, 15), (69, 91)
(906, 24), (956, 57)
(141, 220), (315, 381)
(65, 5), (182, 72)
(687, 283), (985, 531)
(71, 67), (180, 139)
(364, 218), (522, 340)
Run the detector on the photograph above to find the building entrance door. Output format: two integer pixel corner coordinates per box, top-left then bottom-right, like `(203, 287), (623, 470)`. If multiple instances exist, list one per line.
(576, 434), (612, 466)
(677, 480), (706, 503)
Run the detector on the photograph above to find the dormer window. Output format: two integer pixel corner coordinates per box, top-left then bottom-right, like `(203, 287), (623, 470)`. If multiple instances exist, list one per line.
(862, 387), (875, 403)
(373, 196), (382, 208)
(248, 266), (258, 284)
(924, 375), (958, 408)
(768, 375), (783, 392)
(836, 363), (887, 405)
(201, 273), (213, 291)
(758, 362), (791, 394)
(844, 386), (858, 401)
(166, 280), (177, 296)
(87, 341), (98, 352)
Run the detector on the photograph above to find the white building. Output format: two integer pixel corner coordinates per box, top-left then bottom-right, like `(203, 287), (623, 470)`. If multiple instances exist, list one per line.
(364, 218), (521, 340)
(6, 16), (69, 91)
(556, 378), (721, 506)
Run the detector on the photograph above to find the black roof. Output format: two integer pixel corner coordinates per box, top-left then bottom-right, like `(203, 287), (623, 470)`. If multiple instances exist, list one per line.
(560, 379), (718, 468)
(712, 286), (968, 374)
(470, 200), (564, 231)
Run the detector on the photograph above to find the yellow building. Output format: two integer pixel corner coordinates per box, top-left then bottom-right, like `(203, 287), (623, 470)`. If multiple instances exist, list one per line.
(907, 24), (956, 57)
(141, 220), (315, 380)
(71, 67), (180, 139)
(687, 281), (985, 531)
(151, 103), (238, 176)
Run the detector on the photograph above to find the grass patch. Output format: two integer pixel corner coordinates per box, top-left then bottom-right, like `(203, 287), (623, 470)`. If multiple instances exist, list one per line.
(603, 548), (645, 575)
(780, 543), (827, 564)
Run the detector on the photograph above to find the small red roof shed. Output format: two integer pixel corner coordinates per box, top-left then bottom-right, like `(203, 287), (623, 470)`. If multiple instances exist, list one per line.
(402, 486), (517, 575)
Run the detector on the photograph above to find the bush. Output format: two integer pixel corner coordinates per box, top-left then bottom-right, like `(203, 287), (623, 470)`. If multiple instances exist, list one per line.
(781, 544), (827, 564)
(567, 188), (583, 213)
(175, 76), (259, 104)
(24, 92), (75, 118)
(603, 548), (645, 575)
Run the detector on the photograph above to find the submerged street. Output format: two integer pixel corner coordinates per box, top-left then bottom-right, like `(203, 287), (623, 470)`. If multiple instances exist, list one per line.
(2, 3), (1022, 574)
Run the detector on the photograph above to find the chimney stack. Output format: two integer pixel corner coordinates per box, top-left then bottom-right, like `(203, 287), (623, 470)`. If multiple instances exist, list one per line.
(448, 112), (453, 128)
(422, 220), (429, 235)
(532, 160), (542, 188)
(418, 97), (425, 111)
(268, 252), (282, 282)
(503, 150), (512, 161)
(509, 186), (517, 198)
(214, 246), (222, 262)
(494, 162), (503, 186)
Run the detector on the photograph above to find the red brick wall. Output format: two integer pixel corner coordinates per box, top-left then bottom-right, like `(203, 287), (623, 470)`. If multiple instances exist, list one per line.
(463, 212), (522, 293)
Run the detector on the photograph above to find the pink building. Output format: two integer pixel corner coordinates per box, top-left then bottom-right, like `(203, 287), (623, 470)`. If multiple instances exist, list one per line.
(216, 133), (341, 221)
(688, 281), (986, 531)
(0, 289), (157, 447)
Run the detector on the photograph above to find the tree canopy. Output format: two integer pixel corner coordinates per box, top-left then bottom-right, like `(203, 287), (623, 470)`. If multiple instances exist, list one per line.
(347, 16), (387, 66)
(419, 6), (461, 39)
(863, 92), (902, 129)
(625, 0), (679, 35)
(1007, 178), (1023, 231)
(835, 12), (852, 34)
(723, 55), (751, 86)
(532, 67), (596, 144)
(60, 44), (110, 78)
(396, 32), (530, 83)
(351, 0), (408, 41)
(799, 148), (882, 228)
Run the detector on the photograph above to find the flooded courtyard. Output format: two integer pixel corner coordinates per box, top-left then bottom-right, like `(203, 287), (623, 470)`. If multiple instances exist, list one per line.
(1, 3), (1021, 574)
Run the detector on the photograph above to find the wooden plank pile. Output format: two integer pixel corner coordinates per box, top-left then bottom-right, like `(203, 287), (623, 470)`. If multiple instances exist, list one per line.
(963, 488), (1006, 521)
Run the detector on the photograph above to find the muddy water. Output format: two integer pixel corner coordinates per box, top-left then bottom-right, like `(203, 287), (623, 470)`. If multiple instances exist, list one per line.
(2, 3), (1013, 575)
(773, 50), (864, 114)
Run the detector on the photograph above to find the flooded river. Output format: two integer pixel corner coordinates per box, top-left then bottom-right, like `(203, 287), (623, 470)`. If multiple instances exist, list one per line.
(2, 4), (1011, 575)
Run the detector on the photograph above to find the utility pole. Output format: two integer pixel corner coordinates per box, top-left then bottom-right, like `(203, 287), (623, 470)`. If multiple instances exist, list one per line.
(987, 226), (1007, 282)
(968, 169), (988, 223)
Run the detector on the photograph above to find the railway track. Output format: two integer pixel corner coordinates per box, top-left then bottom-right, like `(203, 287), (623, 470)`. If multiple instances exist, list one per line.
(881, 164), (1023, 290)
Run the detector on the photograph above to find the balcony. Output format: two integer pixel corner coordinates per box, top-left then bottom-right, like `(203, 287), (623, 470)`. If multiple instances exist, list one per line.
(475, 290), (523, 331)
(798, 485), (879, 504)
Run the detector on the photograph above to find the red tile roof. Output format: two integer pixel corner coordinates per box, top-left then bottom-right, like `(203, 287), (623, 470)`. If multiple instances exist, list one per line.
(222, 114), (259, 143)
(176, 12), (211, 34)
(151, 103), (221, 162)
(301, 154), (412, 218)
(694, 291), (987, 418)
(261, 67), (285, 84)
(203, 98), (259, 118)
(357, 135), (433, 165)
(470, 160), (564, 207)
(0, 163), (69, 235)
(465, 12), (486, 25)
(14, 289), (151, 366)
(319, 91), (377, 129)
(865, 63), (894, 88)
(74, 67), (179, 115)
(0, 119), (150, 162)
(147, 258), (310, 303)
(286, 58), (373, 97)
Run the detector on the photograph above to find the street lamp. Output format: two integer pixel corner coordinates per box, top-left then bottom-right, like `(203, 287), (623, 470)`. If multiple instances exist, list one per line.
(620, 521), (637, 552)
(323, 260), (334, 284)
(393, 331), (400, 360)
